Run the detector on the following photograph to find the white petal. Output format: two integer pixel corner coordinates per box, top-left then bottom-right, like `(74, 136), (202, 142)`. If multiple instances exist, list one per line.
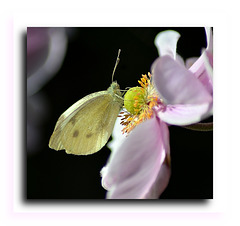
(205, 27), (213, 54)
(107, 115), (126, 152)
(154, 30), (180, 59)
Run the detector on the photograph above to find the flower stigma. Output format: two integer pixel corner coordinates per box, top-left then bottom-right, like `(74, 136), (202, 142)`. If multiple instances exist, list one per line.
(120, 73), (160, 134)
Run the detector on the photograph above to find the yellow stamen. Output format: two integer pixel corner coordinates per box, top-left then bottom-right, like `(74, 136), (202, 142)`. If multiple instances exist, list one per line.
(138, 81), (144, 87)
(121, 72), (159, 134)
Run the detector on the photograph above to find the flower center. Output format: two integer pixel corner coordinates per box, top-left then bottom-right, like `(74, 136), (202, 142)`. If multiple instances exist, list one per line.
(120, 73), (159, 134)
(124, 87), (146, 115)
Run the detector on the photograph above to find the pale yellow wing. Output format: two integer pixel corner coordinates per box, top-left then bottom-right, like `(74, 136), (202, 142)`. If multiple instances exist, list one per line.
(49, 91), (122, 155)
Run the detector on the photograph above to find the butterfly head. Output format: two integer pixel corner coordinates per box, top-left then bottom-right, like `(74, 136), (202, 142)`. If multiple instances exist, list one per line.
(108, 81), (123, 104)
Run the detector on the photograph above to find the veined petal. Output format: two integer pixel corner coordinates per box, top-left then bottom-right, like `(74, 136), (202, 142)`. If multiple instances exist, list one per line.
(157, 103), (212, 126)
(154, 30), (180, 59)
(152, 56), (213, 105)
(203, 50), (213, 80)
(189, 53), (213, 95)
(102, 117), (168, 199)
(188, 28), (213, 94)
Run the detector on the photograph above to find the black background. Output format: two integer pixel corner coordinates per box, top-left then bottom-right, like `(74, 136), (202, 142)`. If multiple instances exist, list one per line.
(26, 27), (213, 200)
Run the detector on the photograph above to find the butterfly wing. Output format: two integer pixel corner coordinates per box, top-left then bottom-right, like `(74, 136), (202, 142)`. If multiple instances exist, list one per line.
(49, 91), (123, 155)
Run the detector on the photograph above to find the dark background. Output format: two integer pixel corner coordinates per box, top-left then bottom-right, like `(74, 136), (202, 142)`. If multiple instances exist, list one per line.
(26, 27), (213, 200)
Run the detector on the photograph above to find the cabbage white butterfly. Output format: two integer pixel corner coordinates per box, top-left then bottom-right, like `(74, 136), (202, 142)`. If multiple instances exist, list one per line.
(49, 50), (123, 155)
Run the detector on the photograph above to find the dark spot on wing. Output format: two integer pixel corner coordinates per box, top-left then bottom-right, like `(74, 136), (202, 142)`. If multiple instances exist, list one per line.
(86, 133), (93, 138)
(73, 130), (79, 137)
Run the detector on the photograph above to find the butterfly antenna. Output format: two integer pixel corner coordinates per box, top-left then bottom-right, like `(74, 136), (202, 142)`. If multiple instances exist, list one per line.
(111, 49), (121, 82)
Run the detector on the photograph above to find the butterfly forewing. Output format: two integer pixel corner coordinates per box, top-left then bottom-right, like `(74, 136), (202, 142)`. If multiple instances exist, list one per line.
(49, 90), (122, 155)
(49, 91), (107, 151)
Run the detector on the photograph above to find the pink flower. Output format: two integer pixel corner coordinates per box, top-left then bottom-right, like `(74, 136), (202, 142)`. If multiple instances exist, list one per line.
(188, 27), (213, 95)
(101, 28), (213, 199)
(154, 28), (213, 95)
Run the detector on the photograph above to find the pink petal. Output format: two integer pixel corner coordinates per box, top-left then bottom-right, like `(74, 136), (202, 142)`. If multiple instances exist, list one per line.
(143, 160), (171, 199)
(188, 28), (213, 94)
(101, 116), (128, 190)
(157, 103), (212, 126)
(203, 50), (213, 79)
(143, 121), (171, 199)
(152, 56), (213, 105)
(154, 30), (180, 59)
(189, 53), (213, 95)
(102, 117), (169, 199)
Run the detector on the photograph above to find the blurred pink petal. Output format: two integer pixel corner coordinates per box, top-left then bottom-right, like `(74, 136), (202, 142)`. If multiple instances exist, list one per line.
(27, 28), (50, 76)
(102, 117), (168, 199)
(154, 30), (180, 59)
(152, 56), (212, 105)
(27, 28), (68, 96)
